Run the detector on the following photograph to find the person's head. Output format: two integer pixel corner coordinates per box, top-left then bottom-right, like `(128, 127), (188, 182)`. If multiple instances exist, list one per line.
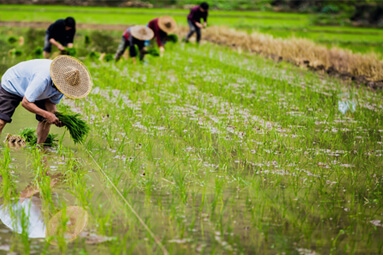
(64, 17), (76, 30)
(200, 2), (209, 12)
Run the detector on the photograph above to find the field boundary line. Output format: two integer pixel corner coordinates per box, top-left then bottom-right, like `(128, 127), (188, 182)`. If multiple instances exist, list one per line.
(85, 148), (169, 255)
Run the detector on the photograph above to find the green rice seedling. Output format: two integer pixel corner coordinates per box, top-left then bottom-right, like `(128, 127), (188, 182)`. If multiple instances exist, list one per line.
(146, 48), (160, 57)
(84, 34), (91, 45)
(167, 34), (178, 43)
(32, 46), (43, 57)
(7, 36), (17, 44)
(88, 51), (100, 60)
(61, 47), (76, 56)
(104, 53), (114, 62)
(55, 112), (90, 144)
(8, 48), (23, 57)
(18, 127), (58, 147)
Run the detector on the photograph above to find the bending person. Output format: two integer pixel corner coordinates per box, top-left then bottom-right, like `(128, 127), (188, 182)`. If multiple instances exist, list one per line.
(115, 25), (154, 63)
(43, 17), (76, 59)
(185, 2), (209, 44)
(147, 16), (177, 55)
(0, 56), (92, 145)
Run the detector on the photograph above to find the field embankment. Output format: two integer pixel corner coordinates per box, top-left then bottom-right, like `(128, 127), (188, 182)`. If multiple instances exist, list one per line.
(178, 26), (383, 88)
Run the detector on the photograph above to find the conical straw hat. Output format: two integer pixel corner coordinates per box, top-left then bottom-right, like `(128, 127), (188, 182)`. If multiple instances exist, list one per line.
(158, 16), (177, 34)
(46, 206), (88, 243)
(50, 56), (92, 99)
(131, 25), (154, 41)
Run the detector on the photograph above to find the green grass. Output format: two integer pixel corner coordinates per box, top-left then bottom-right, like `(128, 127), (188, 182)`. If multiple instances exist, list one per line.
(1, 4), (383, 56)
(0, 26), (382, 254)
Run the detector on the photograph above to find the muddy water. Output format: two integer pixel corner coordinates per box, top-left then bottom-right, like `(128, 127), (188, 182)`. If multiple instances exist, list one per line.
(0, 105), (123, 254)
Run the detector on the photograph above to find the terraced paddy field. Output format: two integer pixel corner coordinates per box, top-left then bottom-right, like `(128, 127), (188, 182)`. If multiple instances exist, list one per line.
(0, 9), (382, 255)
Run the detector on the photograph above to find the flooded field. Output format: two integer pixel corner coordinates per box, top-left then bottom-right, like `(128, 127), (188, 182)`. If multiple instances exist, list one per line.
(0, 27), (382, 254)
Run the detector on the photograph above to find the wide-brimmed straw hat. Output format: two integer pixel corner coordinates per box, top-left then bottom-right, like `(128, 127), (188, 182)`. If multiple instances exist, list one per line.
(131, 25), (154, 41)
(50, 56), (92, 99)
(158, 16), (177, 34)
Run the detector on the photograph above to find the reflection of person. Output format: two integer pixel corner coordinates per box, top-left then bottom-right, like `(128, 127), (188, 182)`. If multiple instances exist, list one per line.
(185, 2), (209, 44)
(43, 17), (76, 59)
(0, 196), (46, 238)
(114, 25), (154, 64)
(0, 56), (92, 145)
(147, 16), (177, 55)
(0, 174), (87, 241)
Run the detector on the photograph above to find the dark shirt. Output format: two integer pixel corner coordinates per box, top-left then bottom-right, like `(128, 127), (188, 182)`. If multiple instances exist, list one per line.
(148, 18), (168, 47)
(46, 19), (76, 45)
(187, 6), (208, 23)
(122, 28), (145, 58)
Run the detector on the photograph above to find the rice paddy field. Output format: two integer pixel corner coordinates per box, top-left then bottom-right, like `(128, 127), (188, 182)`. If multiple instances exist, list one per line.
(0, 5), (383, 255)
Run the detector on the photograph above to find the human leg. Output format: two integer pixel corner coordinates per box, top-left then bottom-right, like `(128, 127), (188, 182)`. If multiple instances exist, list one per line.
(36, 121), (51, 145)
(115, 36), (128, 61)
(196, 26), (202, 43)
(0, 86), (22, 137)
(185, 19), (196, 42)
(43, 32), (52, 59)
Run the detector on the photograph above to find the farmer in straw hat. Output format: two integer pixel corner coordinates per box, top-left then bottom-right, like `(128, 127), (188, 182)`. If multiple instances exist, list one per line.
(114, 25), (154, 63)
(184, 2), (209, 44)
(147, 16), (177, 55)
(43, 17), (76, 59)
(0, 56), (92, 145)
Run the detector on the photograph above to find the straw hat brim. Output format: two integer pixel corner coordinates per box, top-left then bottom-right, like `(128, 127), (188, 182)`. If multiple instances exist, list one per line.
(46, 206), (88, 244)
(131, 25), (154, 41)
(50, 56), (92, 99)
(158, 16), (177, 34)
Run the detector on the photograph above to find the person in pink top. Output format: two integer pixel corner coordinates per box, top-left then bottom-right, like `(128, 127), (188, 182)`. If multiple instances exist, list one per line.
(184, 2), (209, 44)
(147, 16), (177, 55)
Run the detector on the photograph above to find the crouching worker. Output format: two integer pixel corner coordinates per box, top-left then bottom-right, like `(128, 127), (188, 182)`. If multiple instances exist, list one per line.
(185, 2), (209, 44)
(43, 17), (76, 59)
(147, 16), (177, 56)
(0, 56), (92, 145)
(114, 25), (154, 63)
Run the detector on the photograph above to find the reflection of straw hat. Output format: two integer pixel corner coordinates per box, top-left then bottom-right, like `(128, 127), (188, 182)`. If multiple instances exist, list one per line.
(50, 56), (92, 99)
(46, 206), (88, 243)
(131, 25), (154, 41)
(158, 16), (177, 34)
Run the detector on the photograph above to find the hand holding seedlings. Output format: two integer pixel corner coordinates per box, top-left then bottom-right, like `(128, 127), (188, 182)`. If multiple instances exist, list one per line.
(0, 55), (92, 145)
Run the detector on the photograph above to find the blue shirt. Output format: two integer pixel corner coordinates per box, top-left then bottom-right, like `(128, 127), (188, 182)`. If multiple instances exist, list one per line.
(1, 59), (63, 104)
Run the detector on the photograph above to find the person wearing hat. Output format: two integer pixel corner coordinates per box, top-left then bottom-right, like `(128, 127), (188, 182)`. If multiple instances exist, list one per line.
(184, 2), (209, 44)
(114, 25), (154, 64)
(0, 56), (92, 145)
(43, 17), (76, 59)
(147, 16), (177, 55)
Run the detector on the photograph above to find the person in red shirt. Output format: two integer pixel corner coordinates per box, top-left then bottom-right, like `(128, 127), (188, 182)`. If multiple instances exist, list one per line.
(184, 2), (209, 44)
(147, 16), (177, 55)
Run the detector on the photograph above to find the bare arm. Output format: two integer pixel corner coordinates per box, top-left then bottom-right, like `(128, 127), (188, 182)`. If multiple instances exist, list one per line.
(49, 38), (65, 51)
(21, 97), (61, 126)
(194, 22), (203, 28)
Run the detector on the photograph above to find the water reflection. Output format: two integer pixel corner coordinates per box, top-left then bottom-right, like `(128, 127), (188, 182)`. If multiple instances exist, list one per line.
(0, 196), (45, 238)
(0, 181), (88, 242)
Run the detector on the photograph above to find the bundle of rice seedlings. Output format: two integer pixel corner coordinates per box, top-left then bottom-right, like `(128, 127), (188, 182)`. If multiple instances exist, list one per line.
(88, 51), (101, 60)
(61, 47), (77, 56)
(147, 48), (160, 57)
(7, 36), (17, 44)
(55, 112), (90, 144)
(167, 34), (178, 43)
(8, 49), (23, 57)
(18, 128), (58, 146)
(104, 53), (114, 62)
(33, 47), (43, 57)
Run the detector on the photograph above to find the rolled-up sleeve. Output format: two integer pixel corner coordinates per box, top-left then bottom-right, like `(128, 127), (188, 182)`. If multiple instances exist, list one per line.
(24, 76), (48, 103)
